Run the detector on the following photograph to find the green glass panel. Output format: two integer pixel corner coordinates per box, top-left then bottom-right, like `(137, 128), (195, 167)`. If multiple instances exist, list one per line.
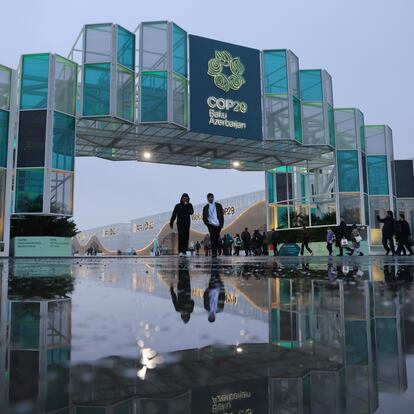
(54, 56), (77, 116)
(293, 96), (302, 142)
(358, 110), (365, 152)
(263, 50), (288, 94)
(53, 112), (75, 171)
(141, 71), (167, 122)
(15, 168), (44, 213)
(0, 109), (9, 167)
(328, 104), (335, 147)
(267, 172), (275, 203)
(117, 65), (134, 121)
(0, 65), (11, 110)
(20, 54), (49, 109)
(345, 320), (368, 365)
(299, 70), (323, 102)
(11, 302), (40, 349)
(277, 205), (288, 229)
(367, 155), (389, 195)
(83, 63), (110, 116)
(172, 74), (187, 126)
(337, 150), (360, 192)
(173, 24), (187, 77)
(117, 26), (135, 70)
(301, 174), (307, 198)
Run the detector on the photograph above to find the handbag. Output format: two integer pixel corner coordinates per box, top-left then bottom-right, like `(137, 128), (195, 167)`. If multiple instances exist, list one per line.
(355, 235), (362, 243)
(341, 238), (349, 246)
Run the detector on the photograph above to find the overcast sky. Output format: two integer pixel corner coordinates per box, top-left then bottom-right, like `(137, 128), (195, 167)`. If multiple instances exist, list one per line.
(1, 0), (413, 230)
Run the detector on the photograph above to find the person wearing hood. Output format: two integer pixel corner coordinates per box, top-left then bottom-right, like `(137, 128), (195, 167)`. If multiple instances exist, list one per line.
(170, 193), (194, 257)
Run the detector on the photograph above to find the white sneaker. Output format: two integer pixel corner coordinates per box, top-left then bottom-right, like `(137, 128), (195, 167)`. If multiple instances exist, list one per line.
(179, 252), (184, 257)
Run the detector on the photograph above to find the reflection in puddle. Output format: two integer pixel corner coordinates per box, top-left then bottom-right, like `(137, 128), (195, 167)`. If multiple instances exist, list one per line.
(0, 257), (413, 413)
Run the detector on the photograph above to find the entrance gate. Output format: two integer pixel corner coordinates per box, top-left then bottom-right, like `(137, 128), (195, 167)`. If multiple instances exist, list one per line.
(0, 21), (397, 256)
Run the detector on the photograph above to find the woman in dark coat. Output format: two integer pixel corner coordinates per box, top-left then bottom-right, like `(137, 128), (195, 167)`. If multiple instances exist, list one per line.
(170, 193), (194, 256)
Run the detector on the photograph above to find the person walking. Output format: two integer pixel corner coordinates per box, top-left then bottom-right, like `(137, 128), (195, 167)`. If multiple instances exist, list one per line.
(326, 228), (335, 256)
(241, 228), (251, 256)
(226, 233), (234, 256)
(202, 193), (224, 258)
(300, 225), (313, 256)
(348, 224), (364, 256)
(377, 211), (396, 255)
(234, 234), (242, 256)
(396, 213), (414, 255)
(251, 230), (261, 256)
(195, 241), (201, 256)
(336, 217), (352, 256)
(170, 193), (194, 257)
(271, 228), (280, 256)
(262, 232), (268, 255)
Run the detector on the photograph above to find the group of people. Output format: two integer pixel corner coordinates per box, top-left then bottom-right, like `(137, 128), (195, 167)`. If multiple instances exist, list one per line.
(170, 193), (224, 258)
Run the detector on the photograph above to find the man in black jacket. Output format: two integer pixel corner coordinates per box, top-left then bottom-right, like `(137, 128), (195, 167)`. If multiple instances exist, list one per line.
(396, 213), (413, 255)
(202, 193), (224, 258)
(377, 210), (396, 255)
(170, 193), (194, 257)
(336, 217), (352, 256)
(241, 227), (251, 256)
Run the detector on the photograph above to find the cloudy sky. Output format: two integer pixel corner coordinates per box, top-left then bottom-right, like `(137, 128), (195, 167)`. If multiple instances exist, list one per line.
(1, 0), (412, 230)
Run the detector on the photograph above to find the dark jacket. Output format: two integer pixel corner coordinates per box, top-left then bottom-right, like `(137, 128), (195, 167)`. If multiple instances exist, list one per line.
(170, 193), (194, 228)
(301, 228), (310, 243)
(170, 265), (194, 314)
(397, 220), (411, 239)
(203, 202), (224, 227)
(377, 215), (396, 236)
(336, 222), (348, 246)
(271, 230), (279, 245)
(241, 230), (251, 244)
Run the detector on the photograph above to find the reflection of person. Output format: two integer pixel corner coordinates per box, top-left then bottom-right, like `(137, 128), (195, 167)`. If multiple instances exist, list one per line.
(170, 261), (194, 323)
(202, 193), (224, 258)
(170, 193), (194, 257)
(204, 265), (225, 322)
(153, 237), (160, 256)
(377, 211), (396, 255)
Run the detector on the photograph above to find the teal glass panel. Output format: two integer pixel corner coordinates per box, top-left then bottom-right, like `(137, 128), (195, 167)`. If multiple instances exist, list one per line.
(301, 174), (307, 198)
(172, 74), (187, 126)
(15, 168), (44, 213)
(364, 194), (370, 225)
(20, 54), (49, 109)
(293, 96), (302, 142)
(116, 65), (134, 121)
(117, 26), (135, 70)
(173, 24), (187, 77)
(83, 63), (110, 116)
(0, 109), (9, 167)
(52, 112), (75, 171)
(345, 320), (368, 365)
(362, 153), (368, 193)
(141, 71), (167, 122)
(0, 65), (11, 110)
(367, 155), (389, 195)
(0, 169), (5, 239)
(11, 302), (40, 349)
(299, 70), (323, 102)
(263, 50), (288, 94)
(337, 150), (360, 192)
(54, 56), (77, 116)
(267, 172), (275, 203)
(277, 205), (288, 229)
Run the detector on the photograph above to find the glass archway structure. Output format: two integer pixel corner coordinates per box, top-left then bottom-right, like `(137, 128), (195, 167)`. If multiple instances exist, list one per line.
(0, 21), (397, 255)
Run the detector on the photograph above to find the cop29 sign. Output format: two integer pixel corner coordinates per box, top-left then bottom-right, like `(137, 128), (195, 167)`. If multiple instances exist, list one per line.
(189, 35), (263, 140)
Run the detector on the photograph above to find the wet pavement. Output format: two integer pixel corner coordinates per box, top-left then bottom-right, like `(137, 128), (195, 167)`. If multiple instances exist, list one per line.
(1, 255), (414, 413)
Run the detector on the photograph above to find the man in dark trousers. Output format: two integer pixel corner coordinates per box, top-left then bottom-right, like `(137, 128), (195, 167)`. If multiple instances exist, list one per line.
(203, 193), (224, 258)
(241, 227), (251, 256)
(170, 193), (194, 257)
(377, 211), (396, 255)
(396, 213), (414, 255)
(170, 260), (194, 323)
(300, 225), (313, 256)
(336, 217), (352, 256)
(271, 228), (279, 256)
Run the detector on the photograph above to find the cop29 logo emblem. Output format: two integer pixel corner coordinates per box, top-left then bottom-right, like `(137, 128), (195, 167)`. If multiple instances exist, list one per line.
(207, 51), (246, 93)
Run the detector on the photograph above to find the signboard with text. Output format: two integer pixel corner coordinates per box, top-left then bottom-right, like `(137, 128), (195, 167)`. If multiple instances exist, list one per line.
(189, 35), (263, 140)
